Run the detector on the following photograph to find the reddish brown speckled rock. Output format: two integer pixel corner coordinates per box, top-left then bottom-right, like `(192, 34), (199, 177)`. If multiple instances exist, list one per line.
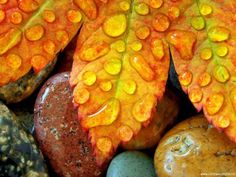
(34, 72), (105, 177)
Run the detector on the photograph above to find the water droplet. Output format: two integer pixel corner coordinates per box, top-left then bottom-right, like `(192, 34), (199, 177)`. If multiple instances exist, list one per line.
(168, 7), (180, 20)
(123, 80), (137, 95)
(191, 16), (205, 31)
(0, 0), (8, 4)
(189, 88), (203, 103)
(25, 25), (44, 41)
(198, 72), (211, 87)
(178, 70), (192, 86)
(153, 13), (170, 32)
(96, 137), (112, 153)
(131, 41), (142, 51)
(200, 4), (213, 16)
(42, 10), (56, 23)
(149, 0), (163, 9)
(18, 0), (39, 13)
(119, 1), (130, 11)
(216, 116), (230, 128)
(0, 10), (5, 23)
(104, 58), (122, 75)
(99, 80), (112, 92)
(67, 10), (82, 23)
(205, 93), (224, 115)
(208, 26), (230, 42)
(136, 26), (150, 40)
(216, 45), (228, 57)
(103, 14), (127, 37)
(151, 39), (164, 60)
(130, 54), (154, 81)
(213, 65), (230, 83)
(74, 86), (90, 104)
(6, 54), (22, 70)
(82, 71), (97, 86)
(118, 125), (133, 142)
(167, 30), (196, 60)
(200, 48), (212, 60)
(134, 2), (149, 15)
(132, 94), (156, 122)
(31, 55), (48, 73)
(10, 11), (23, 24)
(43, 40), (56, 55)
(0, 28), (22, 55)
(74, 0), (97, 20)
(56, 30), (69, 47)
(82, 98), (120, 128)
(111, 40), (126, 53)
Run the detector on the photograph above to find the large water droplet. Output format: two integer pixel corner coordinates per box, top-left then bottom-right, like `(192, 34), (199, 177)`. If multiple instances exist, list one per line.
(178, 70), (193, 86)
(208, 26), (230, 42)
(191, 16), (205, 31)
(74, 86), (90, 104)
(216, 45), (228, 57)
(96, 137), (113, 154)
(99, 80), (112, 92)
(151, 39), (165, 60)
(205, 93), (224, 115)
(200, 4), (213, 16)
(134, 2), (150, 15)
(82, 98), (120, 128)
(153, 13), (170, 32)
(18, 0), (39, 13)
(82, 71), (97, 86)
(213, 65), (230, 83)
(10, 11), (23, 24)
(42, 10), (56, 23)
(104, 58), (122, 75)
(198, 72), (211, 87)
(136, 26), (150, 40)
(25, 25), (44, 41)
(188, 87), (203, 103)
(123, 80), (137, 95)
(118, 125), (133, 142)
(6, 54), (22, 70)
(200, 48), (212, 60)
(67, 10), (82, 23)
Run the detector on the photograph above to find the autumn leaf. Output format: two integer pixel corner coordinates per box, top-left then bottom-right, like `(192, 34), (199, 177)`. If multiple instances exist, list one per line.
(167, 0), (236, 142)
(70, 0), (170, 164)
(0, 0), (84, 86)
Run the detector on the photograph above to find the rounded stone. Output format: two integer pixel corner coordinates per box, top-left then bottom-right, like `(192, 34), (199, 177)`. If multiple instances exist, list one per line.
(34, 72), (105, 177)
(154, 115), (236, 177)
(107, 151), (156, 177)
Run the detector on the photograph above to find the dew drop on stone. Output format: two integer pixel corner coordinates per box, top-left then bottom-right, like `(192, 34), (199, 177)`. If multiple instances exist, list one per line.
(67, 10), (82, 23)
(99, 80), (112, 92)
(96, 137), (113, 154)
(82, 71), (97, 86)
(191, 16), (205, 31)
(151, 39), (164, 60)
(103, 14), (127, 37)
(153, 13), (170, 32)
(200, 48), (212, 60)
(167, 30), (196, 60)
(136, 26), (150, 40)
(42, 10), (56, 23)
(213, 65), (230, 83)
(216, 45), (228, 57)
(178, 70), (193, 86)
(0, 10), (5, 23)
(198, 72), (211, 87)
(200, 4), (213, 16)
(118, 125), (133, 142)
(188, 87), (203, 103)
(82, 98), (120, 128)
(74, 86), (90, 104)
(123, 80), (137, 95)
(134, 2), (150, 15)
(132, 94), (156, 122)
(104, 58), (122, 75)
(43, 40), (56, 55)
(130, 54), (154, 82)
(208, 26), (230, 42)
(119, 1), (130, 11)
(205, 93), (224, 115)
(6, 54), (22, 70)
(25, 25), (44, 41)
(10, 11), (23, 24)
(149, 0), (163, 9)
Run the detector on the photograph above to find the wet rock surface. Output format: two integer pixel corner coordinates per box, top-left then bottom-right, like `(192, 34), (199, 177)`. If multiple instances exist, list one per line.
(154, 115), (236, 177)
(0, 101), (48, 177)
(34, 72), (105, 177)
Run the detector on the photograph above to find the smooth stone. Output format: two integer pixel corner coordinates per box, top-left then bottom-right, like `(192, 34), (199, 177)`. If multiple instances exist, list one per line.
(34, 72), (105, 177)
(122, 90), (179, 150)
(107, 151), (157, 177)
(154, 115), (236, 177)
